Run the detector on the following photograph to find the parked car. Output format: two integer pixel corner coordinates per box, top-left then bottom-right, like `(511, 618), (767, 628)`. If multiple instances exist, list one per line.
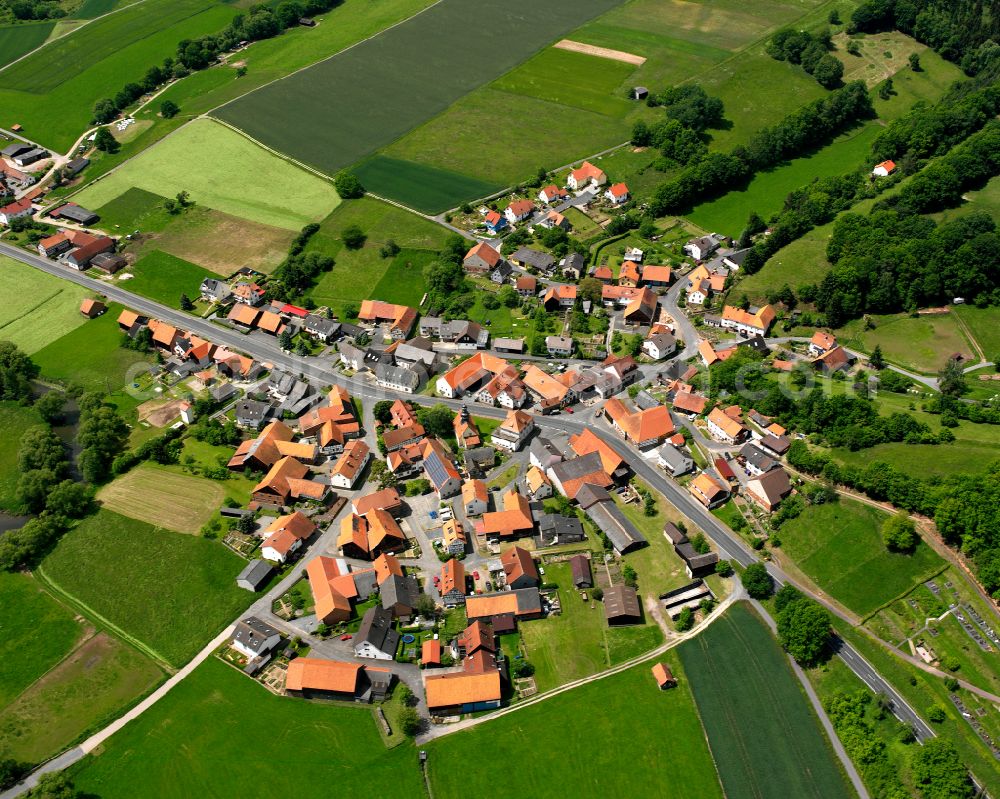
(473, 570), (480, 580)
(485, 581), (492, 591)
(565, 406), (574, 414)
(339, 633), (352, 641)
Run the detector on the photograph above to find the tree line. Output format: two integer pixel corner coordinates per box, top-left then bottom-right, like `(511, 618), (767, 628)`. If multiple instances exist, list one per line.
(648, 81), (874, 217)
(767, 27), (844, 88)
(92, 0), (344, 125)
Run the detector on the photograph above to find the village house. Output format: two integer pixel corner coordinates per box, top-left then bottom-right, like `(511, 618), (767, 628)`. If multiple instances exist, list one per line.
(329, 439), (371, 489)
(684, 233), (725, 261)
(547, 451), (613, 500)
(511, 247), (556, 274)
(358, 300), (417, 340)
(285, 658), (390, 703)
(200, 278), (232, 303)
(462, 479), (490, 517)
(233, 281), (265, 306)
(483, 209), (507, 234)
(230, 617), (281, 661)
(307, 556), (356, 624)
(422, 438), (463, 498)
(538, 210), (569, 230)
(354, 606), (400, 660)
(604, 182), (629, 204)
(603, 398), (675, 449)
(504, 198), (535, 224)
(706, 406), (749, 445)
(745, 467), (793, 512)
(545, 335), (574, 357)
(515, 275), (537, 297)
(491, 408), (534, 452)
(381, 573), (421, 619)
(0, 197), (31, 226)
(524, 465), (552, 501)
(539, 512), (585, 546)
(491, 261), (513, 284)
(689, 472), (730, 509)
(435, 351), (511, 399)
(501, 546), (540, 590)
(339, 508), (406, 560)
(720, 304), (776, 337)
(641, 265), (672, 288)
(566, 161), (607, 190)
(303, 313), (341, 343)
(538, 184), (568, 204)
(808, 330), (837, 357)
(657, 443), (694, 476)
(352, 487), (403, 517)
(442, 518), (468, 555)
(568, 428), (629, 481)
(440, 557), (467, 606)
(619, 260), (641, 288)
(560, 252), (585, 281)
(463, 241), (503, 274)
(477, 489), (535, 541)
(622, 288), (659, 327)
(260, 511), (317, 563)
(642, 331), (676, 361)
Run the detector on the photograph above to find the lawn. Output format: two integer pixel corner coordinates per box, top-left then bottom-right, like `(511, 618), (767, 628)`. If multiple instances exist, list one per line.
(32, 301), (155, 396)
(737, 220), (835, 302)
(428, 653), (724, 799)
(41, 509), (253, 667)
(92, 187), (176, 234)
(369, 249), (437, 307)
(118, 249), (217, 308)
(837, 311), (975, 373)
(686, 124), (881, 237)
(0, 254), (89, 354)
(519, 561), (608, 691)
(0, 571), (83, 708)
(775, 496), (944, 618)
(832, 440), (1000, 479)
(97, 464), (226, 534)
(0, 0), (238, 149)
(70, 657), (425, 799)
(214, 0), (624, 178)
(170, 438), (258, 506)
(0, 402), (40, 511)
(72, 118), (340, 230)
(678, 602), (852, 799)
(0, 631), (162, 765)
(353, 155), (502, 214)
(493, 46), (637, 117)
(0, 21), (55, 69)
(955, 304), (1000, 362)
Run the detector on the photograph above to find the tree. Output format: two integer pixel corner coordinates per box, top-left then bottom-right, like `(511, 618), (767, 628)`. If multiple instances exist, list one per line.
(379, 239), (400, 258)
(24, 772), (82, 799)
(34, 391), (66, 424)
(399, 684), (417, 706)
(622, 564), (638, 587)
(742, 562), (773, 599)
(869, 344), (886, 370)
(370, 460), (397, 490)
(908, 52), (921, 71)
(400, 707), (422, 736)
(93, 126), (120, 154)
(16, 469), (58, 513)
(333, 171), (365, 199)
(715, 559), (734, 577)
(847, 40), (861, 56)
(513, 659), (535, 677)
(417, 404), (454, 438)
(911, 738), (972, 799)
(0, 341), (39, 402)
(828, 8), (840, 24)
(179, 293), (194, 311)
(415, 593), (436, 619)
(774, 584), (803, 613)
(778, 597), (831, 665)
(675, 606), (694, 631)
(881, 511), (918, 552)
(92, 98), (118, 124)
(938, 359), (967, 397)
(373, 400), (394, 424)
(0, 759), (28, 792)
(405, 478), (430, 496)
(278, 328), (293, 351)
(45, 480), (93, 518)
(813, 54), (844, 88)
(160, 99), (180, 118)
(878, 77), (895, 100)
(690, 532), (710, 554)
(341, 225), (366, 250)
(235, 513), (256, 535)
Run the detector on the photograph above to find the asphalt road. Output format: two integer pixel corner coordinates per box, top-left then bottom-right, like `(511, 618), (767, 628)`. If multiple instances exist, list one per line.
(1, 241), (938, 770)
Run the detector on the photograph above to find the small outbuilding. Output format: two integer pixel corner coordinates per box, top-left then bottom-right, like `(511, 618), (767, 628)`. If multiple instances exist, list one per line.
(79, 298), (106, 318)
(236, 559), (274, 592)
(603, 584), (642, 626)
(632, 86), (649, 100)
(651, 662), (676, 689)
(570, 554), (592, 589)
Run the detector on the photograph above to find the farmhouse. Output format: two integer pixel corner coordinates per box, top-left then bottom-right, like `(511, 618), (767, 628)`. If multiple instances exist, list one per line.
(477, 489), (535, 541)
(463, 241), (503, 274)
(381, 574), (421, 618)
(436, 352), (510, 399)
(641, 265), (672, 288)
(260, 511), (316, 563)
(568, 428), (628, 480)
(358, 300), (417, 339)
(228, 420), (308, 471)
(424, 668), (502, 716)
(604, 398), (675, 449)
(567, 161), (606, 190)
(501, 546), (539, 590)
(664, 522), (718, 578)
(307, 556), (355, 624)
(720, 304), (776, 337)
(0, 197), (33, 225)
(330, 439), (370, 489)
(285, 658), (388, 702)
(539, 512), (585, 546)
(689, 472), (730, 509)
(623, 289), (659, 326)
(540, 283), (577, 311)
(547, 451), (613, 500)
(706, 406), (748, 445)
(576, 483), (646, 554)
(465, 587), (542, 625)
(512, 247), (556, 274)
(339, 508), (405, 560)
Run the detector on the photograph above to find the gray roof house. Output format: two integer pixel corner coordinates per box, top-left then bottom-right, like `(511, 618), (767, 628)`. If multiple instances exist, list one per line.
(739, 442), (778, 476)
(375, 361), (428, 394)
(236, 559), (273, 592)
(380, 574), (421, 618)
(354, 606), (400, 660)
(235, 399), (270, 429)
(304, 314), (341, 342)
(200, 278), (232, 302)
(64, 156), (90, 177)
(575, 483), (647, 554)
(230, 616), (281, 659)
(511, 247), (556, 272)
(657, 443), (694, 477)
(538, 513), (585, 546)
(664, 522), (719, 578)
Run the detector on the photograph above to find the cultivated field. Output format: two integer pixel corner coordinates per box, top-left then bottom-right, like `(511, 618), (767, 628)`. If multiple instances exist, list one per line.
(776, 497), (944, 618)
(214, 0), (623, 185)
(353, 156), (501, 215)
(97, 464), (225, 534)
(0, 0), (238, 149)
(0, 631), (162, 764)
(71, 658), (425, 799)
(42, 509), (251, 666)
(428, 655), (724, 799)
(0, 571), (83, 707)
(0, 402), (40, 511)
(678, 602), (851, 799)
(72, 119), (340, 230)
(0, 255), (89, 354)
(0, 21), (55, 69)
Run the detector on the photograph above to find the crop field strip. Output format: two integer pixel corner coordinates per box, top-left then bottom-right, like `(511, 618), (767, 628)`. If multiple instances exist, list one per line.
(97, 464), (225, 534)
(0, 21), (56, 70)
(678, 603), (852, 799)
(213, 0), (624, 182)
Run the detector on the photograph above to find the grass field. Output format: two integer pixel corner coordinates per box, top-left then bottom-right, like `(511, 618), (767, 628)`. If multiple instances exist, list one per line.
(0, 21), (55, 69)
(0, 631), (162, 764)
(679, 602), (851, 799)
(121, 249), (218, 307)
(0, 402), (40, 511)
(493, 46), (637, 117)
(0, 571), (83, 707)
(72, 119), (340, 230)
(76, 0), (121, 17)
(955, 305), (1000, 361)
(97, 464), (225, 534)
(0, 255), (89, 354)
(42, 509), (251, 667)
(686, 124), (881, 237)
(428, 653), (723, 799)
(353, 155), (502, 214)
(214, 0), (623, 178)
(0, 1), (237, 149)
(32, 301), (155, 396)
(93, 187), (176, 233)
(837, 312), (975, 373)
(70, 657), (424, 799)
(776, 497), (944, 618)
(932, 174), (1000, 225)
(368, 249), (436, 306)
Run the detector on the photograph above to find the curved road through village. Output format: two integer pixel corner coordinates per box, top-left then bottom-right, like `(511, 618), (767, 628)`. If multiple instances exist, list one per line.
(0, 240), (940, 796)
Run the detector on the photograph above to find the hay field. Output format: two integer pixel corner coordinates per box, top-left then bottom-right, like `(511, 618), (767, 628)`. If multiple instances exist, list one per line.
(97, 464), (224, 534)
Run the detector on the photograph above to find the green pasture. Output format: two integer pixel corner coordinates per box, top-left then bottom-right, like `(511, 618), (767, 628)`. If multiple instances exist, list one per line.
(0, 402), (41, 511)
(0, 571), (83, 707)
(72, 119), (340, 229)
(687, 124), (881, 237)
(679, 602), (852, 799)
(837, 312), (975, 373)
(0, 255), (89, 354)
(776, 497), (944, 618)
(353, 155), (501, 214)
(70, 657), (424, 799)
(955, 305), (1000, 361)
(124, 249), (217, 307)
(0, 631), (162, 764)
(370, 249), (437, 307)
(0, 21), (55, 69)
(428, 655), (723, 799)
(493, 47), (636, 117)
(42, 509), (252, 667)
(214, 0), (623, 177)
(94, 187), (175, 234)
(0, 0), (238, 149)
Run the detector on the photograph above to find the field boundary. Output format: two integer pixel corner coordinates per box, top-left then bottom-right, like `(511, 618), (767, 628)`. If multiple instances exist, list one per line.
(859, 563), (949, 624)
(0, 0), (149, 76)
(34, 563), (175, 672)
(0, 288), (67, 332)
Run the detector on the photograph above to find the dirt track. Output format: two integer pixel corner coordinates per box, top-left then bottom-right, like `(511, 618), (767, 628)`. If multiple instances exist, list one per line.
(553, 39), (646, 66)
